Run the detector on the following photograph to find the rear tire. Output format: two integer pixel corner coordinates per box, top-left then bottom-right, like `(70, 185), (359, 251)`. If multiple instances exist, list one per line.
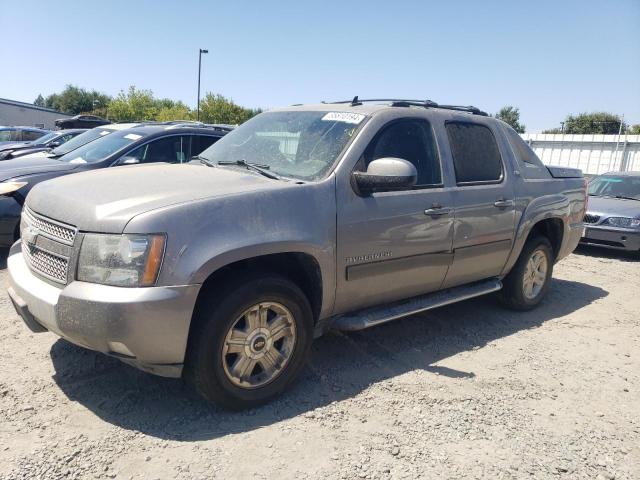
(184, 273), (313, 409)
(499, 235), (553, 311)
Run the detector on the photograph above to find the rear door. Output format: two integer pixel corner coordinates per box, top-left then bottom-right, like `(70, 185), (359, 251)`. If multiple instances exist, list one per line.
(335, 118), (455, 313)
(442, 121), (516, 288)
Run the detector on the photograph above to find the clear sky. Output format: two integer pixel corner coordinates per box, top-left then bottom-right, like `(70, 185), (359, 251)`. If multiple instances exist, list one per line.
(1, 0), (638, 132)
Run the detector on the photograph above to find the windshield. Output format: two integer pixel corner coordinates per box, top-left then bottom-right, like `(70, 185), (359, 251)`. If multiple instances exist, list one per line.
(198, 111), (366, 180)
(34, 132), (59, 144)
(59, 130), (146, 164)
(51, 128), (114, 156)
(589, 175), (640, 200)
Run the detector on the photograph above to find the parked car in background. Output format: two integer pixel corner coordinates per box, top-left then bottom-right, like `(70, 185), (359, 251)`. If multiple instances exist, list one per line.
(581, 171), (640, 253)
(54, 115), (110, 129)
(6, 99), (586, 409)
(0, 123), (231, 246)
(0, 129), (86, 160)
(15, 123), (139, 163)
(0, 126), (49, 145)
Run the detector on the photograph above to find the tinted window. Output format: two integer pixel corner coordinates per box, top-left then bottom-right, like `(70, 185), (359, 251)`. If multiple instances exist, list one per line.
(192, 135), (219, 155)
(504, 127), (544, 167)
(365, 119), (441, 186)
(126, 135), (188, 164)
(22, 130), (45, 141)
(446, 122), (502, 183)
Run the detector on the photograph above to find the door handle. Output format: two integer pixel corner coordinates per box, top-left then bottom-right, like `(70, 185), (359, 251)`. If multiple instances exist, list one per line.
(494, 198), (514, 208)
(424, 206), (453, 217)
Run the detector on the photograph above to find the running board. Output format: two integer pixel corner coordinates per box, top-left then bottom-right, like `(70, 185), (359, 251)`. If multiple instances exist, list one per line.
(332, 278), (502, 331)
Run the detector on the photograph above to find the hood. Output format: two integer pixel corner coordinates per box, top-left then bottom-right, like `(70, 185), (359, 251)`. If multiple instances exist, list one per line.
(27, 163), (284, 232)
(0, 141), (29, 151)
(0, 156), (77, 181)
(587, 196), (640, 219)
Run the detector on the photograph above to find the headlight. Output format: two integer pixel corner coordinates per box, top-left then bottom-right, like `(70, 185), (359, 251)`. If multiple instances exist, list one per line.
(0, 181), (28, 195)
(604, 217), (640, 228)
(78, 233), (166, 287)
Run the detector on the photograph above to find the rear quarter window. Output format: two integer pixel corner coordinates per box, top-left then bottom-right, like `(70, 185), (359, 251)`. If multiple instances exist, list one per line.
(446, 122), (503, 184)
(503, 126), (550, 179)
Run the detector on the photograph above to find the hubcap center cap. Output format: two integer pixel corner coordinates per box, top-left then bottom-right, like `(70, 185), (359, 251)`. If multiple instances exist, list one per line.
(245, 328), (273, 359)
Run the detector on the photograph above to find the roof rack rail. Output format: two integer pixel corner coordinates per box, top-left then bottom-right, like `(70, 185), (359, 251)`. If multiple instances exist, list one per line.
(329, 97), (488, 116)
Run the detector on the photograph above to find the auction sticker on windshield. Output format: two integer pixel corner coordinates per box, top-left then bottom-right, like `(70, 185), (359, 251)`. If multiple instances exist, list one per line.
(321, 112), (366, 124)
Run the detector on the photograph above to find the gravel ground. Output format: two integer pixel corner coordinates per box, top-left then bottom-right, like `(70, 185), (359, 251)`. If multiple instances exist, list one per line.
(0, 245), (638, 479)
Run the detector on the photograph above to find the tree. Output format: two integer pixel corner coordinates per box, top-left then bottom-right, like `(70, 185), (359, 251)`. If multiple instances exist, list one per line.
(34, 94), (45, 107)
(628, 124), (640, 135)
(156, 102), (194, 122)
(199, 93), (262, 125)
(546, 112), (627, 135)
(494, 106), (525, 133)
(43, 85), (111, 114)
(107, 86), (159, 122)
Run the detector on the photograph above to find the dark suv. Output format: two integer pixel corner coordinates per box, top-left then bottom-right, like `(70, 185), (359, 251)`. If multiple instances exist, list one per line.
(55, 115), (110, 129)
(0, 124), (232, 246)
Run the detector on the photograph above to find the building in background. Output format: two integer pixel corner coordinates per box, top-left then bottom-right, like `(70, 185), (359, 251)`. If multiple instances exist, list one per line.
(522, 134), (640, 176)
(0, 98), (72, 130)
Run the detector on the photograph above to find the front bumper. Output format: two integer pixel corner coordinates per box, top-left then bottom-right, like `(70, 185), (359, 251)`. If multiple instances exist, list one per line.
(580, 225), (640, 251)
(7, 243), (201, 377)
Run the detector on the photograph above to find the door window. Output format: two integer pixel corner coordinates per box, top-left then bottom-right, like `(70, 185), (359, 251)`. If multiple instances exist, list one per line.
(364, 119), (442, 186)
(22, 130), (45, 141)
(446, 122), (503, 184)
(126, 136), (187, 164)
(192, 135), (219, 157)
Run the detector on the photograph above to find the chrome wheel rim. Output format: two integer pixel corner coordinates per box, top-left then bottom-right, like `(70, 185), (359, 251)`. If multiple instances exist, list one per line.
(523, 249), (548, 300)
(222, 302), (297, 389)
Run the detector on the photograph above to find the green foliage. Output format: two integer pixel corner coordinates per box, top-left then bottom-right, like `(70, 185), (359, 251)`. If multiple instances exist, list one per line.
(107, 86), (159, 122)
(33, 94), (45, 107)
(44, 85), (111, 115)
(37, 85), (260, 124)
(628, 124), (640, 135)
(560, 112), (625, 134)
(156, 102), (194, 122)
(198, 93), (262, 125)
(494, 106), (525, 133)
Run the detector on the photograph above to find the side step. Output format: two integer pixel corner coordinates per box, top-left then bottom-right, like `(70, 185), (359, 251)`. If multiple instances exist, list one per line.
(331, 278), (502, 331)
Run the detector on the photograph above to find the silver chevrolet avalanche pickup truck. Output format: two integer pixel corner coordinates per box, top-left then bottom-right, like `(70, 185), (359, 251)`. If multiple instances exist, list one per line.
(7, 99), (587, 409)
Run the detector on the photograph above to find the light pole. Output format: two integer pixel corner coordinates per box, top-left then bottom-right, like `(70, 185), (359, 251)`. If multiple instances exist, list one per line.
(197, 48), (208, 121)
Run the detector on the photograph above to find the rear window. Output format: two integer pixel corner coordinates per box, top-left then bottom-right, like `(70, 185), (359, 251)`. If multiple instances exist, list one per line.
(446, 122), (503, 184)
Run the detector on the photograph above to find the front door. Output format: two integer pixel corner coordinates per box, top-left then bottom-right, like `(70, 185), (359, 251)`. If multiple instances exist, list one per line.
(442, 121), (516, 288)
(334, 118), (455, 314)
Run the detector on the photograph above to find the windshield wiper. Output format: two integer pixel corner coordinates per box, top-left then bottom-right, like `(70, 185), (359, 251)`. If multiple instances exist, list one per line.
(217, 159), (282, 180)
(196, 155), (216, 167)
(613, 195), (640, 201)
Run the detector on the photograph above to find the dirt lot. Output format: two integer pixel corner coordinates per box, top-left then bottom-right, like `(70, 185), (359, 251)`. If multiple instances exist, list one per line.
(0, 246), (638, 480)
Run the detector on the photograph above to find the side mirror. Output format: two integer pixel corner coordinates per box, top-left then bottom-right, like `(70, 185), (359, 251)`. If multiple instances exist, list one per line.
(119, 156), (140, 165)
(352, 158), (417, 195)
(49, 140), (62, 147)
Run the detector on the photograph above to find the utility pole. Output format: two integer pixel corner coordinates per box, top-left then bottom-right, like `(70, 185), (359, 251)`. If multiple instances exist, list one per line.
(197, 48), (208, 121)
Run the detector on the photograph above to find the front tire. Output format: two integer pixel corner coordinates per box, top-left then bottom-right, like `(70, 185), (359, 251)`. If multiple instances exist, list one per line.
(184, 274), (313, 409)
(499, 235), (553, 311)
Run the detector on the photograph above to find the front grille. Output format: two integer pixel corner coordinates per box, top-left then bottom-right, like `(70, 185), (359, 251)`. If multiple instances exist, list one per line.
(23, 208), (76, 245)
(583, 214), (600, 224)
(23, 243), (69, 283)
(20, 208), (77, 284)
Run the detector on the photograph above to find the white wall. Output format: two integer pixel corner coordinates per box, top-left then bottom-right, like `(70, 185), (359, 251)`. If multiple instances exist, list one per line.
(521, 134), (640, 175)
